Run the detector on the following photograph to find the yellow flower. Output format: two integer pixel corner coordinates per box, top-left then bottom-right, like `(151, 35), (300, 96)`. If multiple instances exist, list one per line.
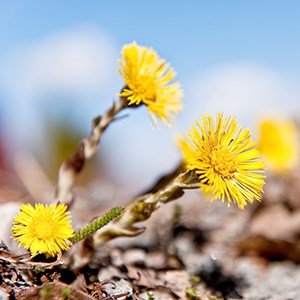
(118, 42), (183, 123)
(178, 114), (265, 209)
(12, 203), (74, 257)
(258, 118), (298, 172)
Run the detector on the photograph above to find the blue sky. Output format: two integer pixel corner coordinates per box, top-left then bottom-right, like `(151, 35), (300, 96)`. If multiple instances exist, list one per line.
(1, 1), (300, 188)
(1, 1), (300, 76)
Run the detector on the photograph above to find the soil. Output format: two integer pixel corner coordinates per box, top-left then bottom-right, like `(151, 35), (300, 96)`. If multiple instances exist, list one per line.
(1, 171), (300, 299)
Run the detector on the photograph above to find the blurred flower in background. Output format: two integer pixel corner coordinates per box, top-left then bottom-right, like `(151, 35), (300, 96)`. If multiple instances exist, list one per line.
(258, 118), (299, 173)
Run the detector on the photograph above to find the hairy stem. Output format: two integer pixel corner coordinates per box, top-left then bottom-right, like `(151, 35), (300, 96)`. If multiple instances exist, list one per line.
(70, 206), (124, 244)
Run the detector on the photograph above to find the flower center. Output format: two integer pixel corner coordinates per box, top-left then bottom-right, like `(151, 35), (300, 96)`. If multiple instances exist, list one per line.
(134, 74), (157, 101)
(210, 146), (237, 179)
(33, 219), (55, 240)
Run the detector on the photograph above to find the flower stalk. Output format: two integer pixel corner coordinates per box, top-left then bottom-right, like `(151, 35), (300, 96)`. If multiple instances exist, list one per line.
(70, 206), (124, 244)
(55, 97), (128, 205)
(95, 170), (199, 244)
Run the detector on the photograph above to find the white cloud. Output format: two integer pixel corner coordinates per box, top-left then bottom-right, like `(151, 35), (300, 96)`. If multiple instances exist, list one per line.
(1, 26), (117, 100)
(185, 63), (300, 128)
(0, 26), (118, 150)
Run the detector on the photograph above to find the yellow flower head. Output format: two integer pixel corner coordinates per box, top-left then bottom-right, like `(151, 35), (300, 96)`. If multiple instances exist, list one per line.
(12, 203), (74, 257)
(178, 114), (265, 209)
(118, 42), (183, 124)
(258, 118), (299, 172)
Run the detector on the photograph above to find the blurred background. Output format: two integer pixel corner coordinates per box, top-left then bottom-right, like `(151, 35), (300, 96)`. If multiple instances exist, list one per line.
(1, 3), (300, 297)
(0, 1), (300, 192)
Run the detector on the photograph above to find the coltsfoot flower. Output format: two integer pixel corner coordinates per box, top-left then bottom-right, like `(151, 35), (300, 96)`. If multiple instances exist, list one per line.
(118, 42), (183, 124)
(12, 203), (74, 257)
(178, 113), (265, 209)
(258, 118), (298, 172)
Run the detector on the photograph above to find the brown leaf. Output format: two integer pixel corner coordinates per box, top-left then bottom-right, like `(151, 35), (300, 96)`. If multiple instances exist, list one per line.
(237, 235), (300, 263)
(250, 205), (300, 241)
(15, 282), (94, 300)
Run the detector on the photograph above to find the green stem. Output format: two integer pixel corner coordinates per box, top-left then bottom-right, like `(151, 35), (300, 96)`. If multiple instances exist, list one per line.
(95, 170), (199, 243)
(70, 206), (124, 244)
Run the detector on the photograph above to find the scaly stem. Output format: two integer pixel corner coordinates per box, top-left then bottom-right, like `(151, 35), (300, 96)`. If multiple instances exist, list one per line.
(55, 97), (128, 205)
(95, 170), (199, 244)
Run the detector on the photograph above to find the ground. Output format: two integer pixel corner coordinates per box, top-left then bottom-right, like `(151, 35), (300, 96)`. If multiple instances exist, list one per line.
(1, 171), (300, 299)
